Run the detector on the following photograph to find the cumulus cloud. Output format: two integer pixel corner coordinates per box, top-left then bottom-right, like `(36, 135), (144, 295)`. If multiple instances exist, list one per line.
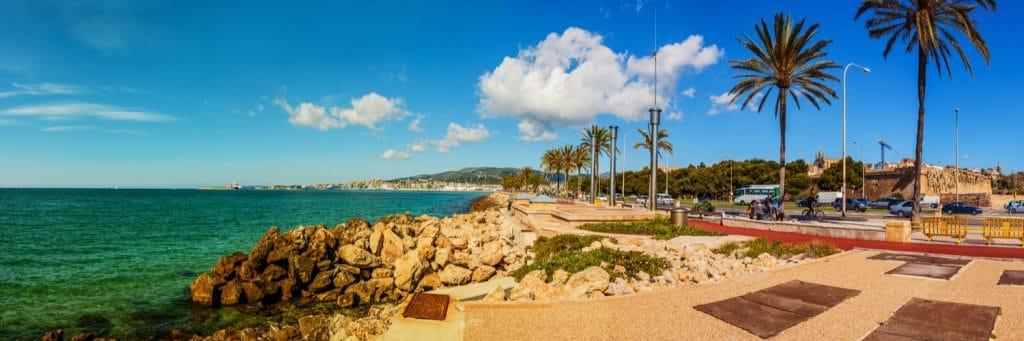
(434, 123), (490, 152)
(408, 115), (424, 132)
(666, 112), (683, 122)
(408, 140), (429, 152)
(477, 27), (722, 140)
(707, 91), (761, 115)
(0, 82), (81, 98)
(274, 93), (410, 131)
(680, 87), (695, 98)
(3, 103), (172, 122)
(380, 149), (411, 160)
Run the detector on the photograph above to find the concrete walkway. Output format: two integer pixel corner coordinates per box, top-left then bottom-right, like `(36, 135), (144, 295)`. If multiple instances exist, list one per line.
(461, 250), (1024, 340)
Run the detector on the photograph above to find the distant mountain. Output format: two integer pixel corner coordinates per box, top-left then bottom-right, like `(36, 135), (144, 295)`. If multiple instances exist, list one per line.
(389, 167), (521, 185)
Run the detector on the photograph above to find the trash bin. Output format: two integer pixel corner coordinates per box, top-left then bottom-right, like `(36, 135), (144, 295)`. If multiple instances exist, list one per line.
(671, 207), (688, 226)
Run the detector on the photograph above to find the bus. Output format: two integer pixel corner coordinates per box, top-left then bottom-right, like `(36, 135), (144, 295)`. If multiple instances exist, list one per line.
(733, 185), (780, 205)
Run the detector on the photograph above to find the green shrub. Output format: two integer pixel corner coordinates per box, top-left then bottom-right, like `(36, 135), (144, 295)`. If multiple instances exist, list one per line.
(712, 241), (739, 255)
(512, 247), (670, 281)
(742, 237), (841, 258)
(531, 234), (606, 260)
(692, 200), (715, 212)
(578, 216), (724, 240)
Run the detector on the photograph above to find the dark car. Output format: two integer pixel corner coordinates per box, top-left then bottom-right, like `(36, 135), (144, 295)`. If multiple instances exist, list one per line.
(941, 202), (983, 215)
(870, 197), (900, 209)
(795, 197), (808, 207)
(833, 198), (867, 212)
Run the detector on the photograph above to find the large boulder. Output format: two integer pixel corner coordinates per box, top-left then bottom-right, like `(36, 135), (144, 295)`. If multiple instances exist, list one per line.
(220, 280), (244, 305)
(262, 264), (288, 281)
(288, 255), (316, 284)
(480, 241), (504, 267)
(298, 315), (331, 341)
(338, 245), (379, 268)
(565, 266), (610, 299)
(471, 265), (496, 283)
(332, 270), (357, 290)
(438, 265), (472, 286)
(509, 270), (549, 301)
(393, 253), (425, 292)
(380, 229), (406, 264)
(213, 252), (247, 279)
(246, 227), (280, 265)
(309, 269), (336, 292)
(190, 273), (219, 306)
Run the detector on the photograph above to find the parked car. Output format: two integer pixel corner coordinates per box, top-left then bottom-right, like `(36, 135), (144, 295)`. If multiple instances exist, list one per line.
(854, 198), (870, 207)
(920, 196), (940, 209)
(941, 202), (982, 215)
(870, 197), (901, 209)
(636, 195), (648, 205)
(794, 197), (808, 207)
(833, 198), (867, 212)
(655, 193), (674, 206)
(890, 200), (915, 218)
(815, 192), (842, 206)
(1006, 200), (1024, 213)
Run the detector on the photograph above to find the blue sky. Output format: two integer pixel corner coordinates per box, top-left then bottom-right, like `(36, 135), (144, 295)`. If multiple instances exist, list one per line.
(1, 0), (1020, 188)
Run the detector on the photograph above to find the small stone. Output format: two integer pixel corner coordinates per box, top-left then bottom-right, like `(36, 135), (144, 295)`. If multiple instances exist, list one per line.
(565, 266), (610, 299)
(438, 265), (472, 285)
(612, 265), (627, 274)
(550, 269), (570, 285)
(635, 271), (651, 282)
(482, 285), (506, 301)
(471, 265), (496, 282)
(338, 245), (380, 268)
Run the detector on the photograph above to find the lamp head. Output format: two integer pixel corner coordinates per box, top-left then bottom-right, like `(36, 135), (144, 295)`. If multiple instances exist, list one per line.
(609, 125), (618, 139)
(862, 67), (871, 73)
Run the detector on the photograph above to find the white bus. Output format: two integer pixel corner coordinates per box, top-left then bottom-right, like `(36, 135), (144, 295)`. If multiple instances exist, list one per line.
(733, 185), (780, 205)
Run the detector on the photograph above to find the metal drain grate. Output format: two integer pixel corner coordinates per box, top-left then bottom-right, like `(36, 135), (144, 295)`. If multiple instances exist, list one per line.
(402, 293), (450, 321)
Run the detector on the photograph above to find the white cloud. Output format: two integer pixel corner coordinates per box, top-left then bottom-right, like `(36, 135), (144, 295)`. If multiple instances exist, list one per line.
(681, 87), (695, 98)
(434, 123), (490, 152)
(41, 125), (93, 132)
(0, 82), (81, 98)
(274, 93), (410, 131)
(477, 27), (722, 140)
(707, 91), (761, 116)
(408, 115), (424, 132)
(408, 140), (429, 152)
(380, 149), (411, 160)
(666, 112), (683, 122)
(3, 103), (172, 122)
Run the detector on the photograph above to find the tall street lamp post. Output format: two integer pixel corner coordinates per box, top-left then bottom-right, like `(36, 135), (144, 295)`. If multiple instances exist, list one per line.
(621, 129), (633, 201)
(955, 108), (960, 203)
(609, 125), (618, 207)
(650, 107), (661, 211)
(590, 135), (598, 205)
(842, 63), (870, 218)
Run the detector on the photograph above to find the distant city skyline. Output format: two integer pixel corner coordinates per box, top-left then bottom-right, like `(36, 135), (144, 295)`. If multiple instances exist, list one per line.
(1, 1), (1020, 188)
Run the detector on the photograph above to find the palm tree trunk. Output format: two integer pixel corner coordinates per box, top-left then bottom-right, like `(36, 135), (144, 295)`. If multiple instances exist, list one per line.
(912, 48), (926, 219)
(577, 167), (582, 200)
(778, 90), (788, 210)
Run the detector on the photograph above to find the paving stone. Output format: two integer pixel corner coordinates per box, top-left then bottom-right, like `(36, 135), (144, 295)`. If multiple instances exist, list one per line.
(694, 280), (860, 339)
(997, 269), (1024, 286)
(885, 262), (961, 280)
(867, 253), (971, 266)
(866, 298), (998, 341)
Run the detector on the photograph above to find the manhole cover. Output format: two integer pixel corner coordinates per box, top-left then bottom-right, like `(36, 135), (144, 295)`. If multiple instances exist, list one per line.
(997, 270), (1024, 286)
(402, 293), (450, 321)
(865, 298), (998, 340)
(886, 263), (961, 280)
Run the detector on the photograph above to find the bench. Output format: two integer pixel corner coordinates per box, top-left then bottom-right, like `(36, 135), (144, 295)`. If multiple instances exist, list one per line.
(981, 218), (1024, 247)
(921, 217), (969, 244)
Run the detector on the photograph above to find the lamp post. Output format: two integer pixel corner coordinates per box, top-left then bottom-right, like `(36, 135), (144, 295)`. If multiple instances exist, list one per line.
(842, 63), (870, 218)
(621, 129), (633, 202)
(609, 125), (618, 207)
(650, 107), (661, 211)
(591, 134), (598, 205)
(955, 108), (960, 203)
(852, 140), (865, 199)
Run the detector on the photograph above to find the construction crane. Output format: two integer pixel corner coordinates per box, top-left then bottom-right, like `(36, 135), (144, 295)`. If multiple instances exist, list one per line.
(877, 139), (892, 166)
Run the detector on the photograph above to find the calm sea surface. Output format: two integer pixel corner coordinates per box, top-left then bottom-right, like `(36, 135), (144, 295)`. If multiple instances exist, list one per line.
(0, 188), (484, 340)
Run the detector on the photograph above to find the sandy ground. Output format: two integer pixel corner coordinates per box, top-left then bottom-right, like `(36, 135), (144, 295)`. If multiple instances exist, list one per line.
(462, 250), (1024, 340)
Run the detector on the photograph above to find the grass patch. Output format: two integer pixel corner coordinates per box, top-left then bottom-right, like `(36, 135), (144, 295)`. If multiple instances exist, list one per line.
(712, 241), (739, 255)
(578, 216), (724, 240)
(514, 235), (670, 281)
(742, 237), (841, 259)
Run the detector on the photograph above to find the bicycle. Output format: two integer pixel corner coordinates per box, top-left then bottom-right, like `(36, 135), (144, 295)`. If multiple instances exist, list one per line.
(802, 207), (825, 220)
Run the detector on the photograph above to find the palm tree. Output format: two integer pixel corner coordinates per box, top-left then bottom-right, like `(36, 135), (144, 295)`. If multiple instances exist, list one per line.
(728, 13), (840, 207)
(579, 125), (612, 187)
(856, 0), (995, 218)
(570, 144), (591, 199)
(633, 128), (674, 160)
(540, 149), (557, 193)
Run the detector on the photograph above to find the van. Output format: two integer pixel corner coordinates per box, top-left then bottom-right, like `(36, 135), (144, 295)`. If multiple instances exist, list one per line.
(920, 196), (940, 209)
(815, 192), (843, 207)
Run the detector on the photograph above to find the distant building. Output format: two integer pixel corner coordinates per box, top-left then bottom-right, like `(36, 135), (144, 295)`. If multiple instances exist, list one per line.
(808, 149), (838, 177)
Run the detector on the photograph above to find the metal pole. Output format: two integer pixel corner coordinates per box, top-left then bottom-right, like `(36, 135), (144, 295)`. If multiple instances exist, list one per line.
(609, 125), (618, 207)
(842, 63), (870, 218)
(591, 134), (597, 205)
(955, 108), (959, 203)
(650, 108), (661, 211)
(621, 130), (631, 202)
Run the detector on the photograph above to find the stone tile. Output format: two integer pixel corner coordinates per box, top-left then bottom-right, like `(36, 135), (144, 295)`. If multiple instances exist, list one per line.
(867, 252), (971, 266)
(694, 296), (807, 339)
(756, 279), (861, 308)
(866, 298), (998, 341)
(885, 262), (961, 280)
(997, 270), (1024, 286)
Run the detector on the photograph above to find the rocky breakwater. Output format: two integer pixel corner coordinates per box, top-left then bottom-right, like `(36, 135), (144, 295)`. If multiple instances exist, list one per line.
(189, 211), (526, 309)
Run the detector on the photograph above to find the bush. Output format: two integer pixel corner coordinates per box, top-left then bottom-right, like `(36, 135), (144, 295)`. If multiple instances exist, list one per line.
(513, 247), (670, 281)
(742, 237), (841, 258)
(578, 216), (724, 240)
(692, 199), (715, 212)
(531, 235), (606, 260)
(712, 241), (739, 255)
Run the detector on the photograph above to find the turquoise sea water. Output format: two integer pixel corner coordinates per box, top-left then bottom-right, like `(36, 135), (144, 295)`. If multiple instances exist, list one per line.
(0, 189), (484, 340)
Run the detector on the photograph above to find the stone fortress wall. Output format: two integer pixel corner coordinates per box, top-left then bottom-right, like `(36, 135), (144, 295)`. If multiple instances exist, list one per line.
(863, 166), (993, 206)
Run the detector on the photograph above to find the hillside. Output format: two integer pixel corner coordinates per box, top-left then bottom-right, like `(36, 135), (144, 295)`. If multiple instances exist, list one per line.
(389, 167), (521, 185)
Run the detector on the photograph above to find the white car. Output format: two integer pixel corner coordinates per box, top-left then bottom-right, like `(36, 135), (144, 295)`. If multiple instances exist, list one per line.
(655, 194), (674, 206)
(1006, 200), (1024, 213)
(889, 200), (915, 217)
